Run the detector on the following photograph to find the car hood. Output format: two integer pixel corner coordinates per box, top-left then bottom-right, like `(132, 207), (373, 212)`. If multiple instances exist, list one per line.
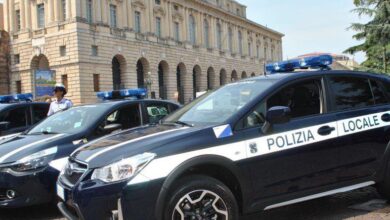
(0, 133), (67, 165)
(72, 124), (205, 168)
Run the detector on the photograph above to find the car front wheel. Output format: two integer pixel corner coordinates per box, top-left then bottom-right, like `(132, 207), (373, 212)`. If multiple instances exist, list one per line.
(165, 175), (239, 220)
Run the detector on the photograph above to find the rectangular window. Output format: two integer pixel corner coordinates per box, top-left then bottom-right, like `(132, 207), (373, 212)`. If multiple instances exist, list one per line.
(86, 0), (93, 23)
(256, 45), (260, 58)
(91, 45), (98, 56)
(14, 54), (20, 64)
(329, 77), (374, 111)
(93, 74), (100, 92)
(248, 43), (252, 56)
(62, 0), (67, 20)
(135, 11), (141, 33)
(174, 22), (180, 41)
(62, 75), (68, 90)
(155, 0), (161, 5)
(37, 4), (45, 28)
(16, 81), (22, 93)
(16, 10), (21, 30)
(110, 4), (117, 28)
(156, 17), (162, 38)
(60, 46), (66, 57)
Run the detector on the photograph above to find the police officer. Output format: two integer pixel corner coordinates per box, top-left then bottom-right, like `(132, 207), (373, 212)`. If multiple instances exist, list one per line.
(47, 83), (73, 116)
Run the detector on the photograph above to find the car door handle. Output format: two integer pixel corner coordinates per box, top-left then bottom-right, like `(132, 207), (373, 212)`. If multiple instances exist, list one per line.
(317, 126), (335, 136)
(382, 113), (390, 122)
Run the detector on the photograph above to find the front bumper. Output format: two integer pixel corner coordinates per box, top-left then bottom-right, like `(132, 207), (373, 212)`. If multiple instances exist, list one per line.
(0, 167), (59, 208)
(58, 175), (165, 220)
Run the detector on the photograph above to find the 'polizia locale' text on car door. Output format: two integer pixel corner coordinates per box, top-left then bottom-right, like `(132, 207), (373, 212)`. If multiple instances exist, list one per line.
(58, 56), (390, 220)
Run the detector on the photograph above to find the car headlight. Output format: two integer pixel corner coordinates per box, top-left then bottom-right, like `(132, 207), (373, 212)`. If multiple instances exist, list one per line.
(11, 147), (58, 173)
(91, 152), (156, 183)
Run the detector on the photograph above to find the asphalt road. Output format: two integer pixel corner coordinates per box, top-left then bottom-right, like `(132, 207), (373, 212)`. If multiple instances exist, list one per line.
(0, 187), (389, 220)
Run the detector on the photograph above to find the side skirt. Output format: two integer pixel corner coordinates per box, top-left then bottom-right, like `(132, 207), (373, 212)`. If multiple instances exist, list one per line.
(264, 181), (375, 210)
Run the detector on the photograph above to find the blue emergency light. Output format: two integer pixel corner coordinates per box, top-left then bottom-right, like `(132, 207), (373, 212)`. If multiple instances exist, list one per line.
(266, 54), (333, 74)
(0, 93), (34, 103)
(97, 88), (147, 100)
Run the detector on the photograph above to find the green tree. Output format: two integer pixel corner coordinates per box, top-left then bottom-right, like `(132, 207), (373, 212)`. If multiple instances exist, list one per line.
(345, 0), (390, 73)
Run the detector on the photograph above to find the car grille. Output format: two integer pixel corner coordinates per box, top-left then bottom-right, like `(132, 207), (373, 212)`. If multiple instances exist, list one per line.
(61, 159), (88, 186)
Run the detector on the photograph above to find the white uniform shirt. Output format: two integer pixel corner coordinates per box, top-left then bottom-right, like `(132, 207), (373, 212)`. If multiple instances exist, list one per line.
(47, 98), (73, 116)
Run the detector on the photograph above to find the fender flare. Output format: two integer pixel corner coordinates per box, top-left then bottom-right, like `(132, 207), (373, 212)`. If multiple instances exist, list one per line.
(154, 155), (252, 219)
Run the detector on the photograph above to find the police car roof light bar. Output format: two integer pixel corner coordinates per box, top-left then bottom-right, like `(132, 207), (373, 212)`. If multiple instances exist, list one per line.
(97, 88), (147, 100)
(0, 93), (34, 103)
(266, 54), (333, 74)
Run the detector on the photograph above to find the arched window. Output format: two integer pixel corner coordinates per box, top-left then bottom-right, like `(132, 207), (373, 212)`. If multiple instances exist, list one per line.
(238, 31), (243, 55)
(216, 23), (222, 50)
(189, 15), (196, 45)
(203, 19), (210, 48)
(228, 27), (233, 52)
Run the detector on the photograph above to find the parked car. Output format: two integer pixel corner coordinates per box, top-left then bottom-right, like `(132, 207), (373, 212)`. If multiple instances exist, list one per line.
(58, 70), (390, 220)
(0, 93), (50, 138)
(0, 89), (180, 208)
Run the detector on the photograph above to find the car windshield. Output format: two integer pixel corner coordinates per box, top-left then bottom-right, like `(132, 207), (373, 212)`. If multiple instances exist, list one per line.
(164, 79), (275, 126)
(27, 105), (109, 135)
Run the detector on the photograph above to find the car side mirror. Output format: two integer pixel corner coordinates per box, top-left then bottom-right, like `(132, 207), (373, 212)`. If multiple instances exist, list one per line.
(266, 106), (291, 124)
(262, 106), (291, 134)
(103, 123), (122, 134)
(0, 121), (10, 131)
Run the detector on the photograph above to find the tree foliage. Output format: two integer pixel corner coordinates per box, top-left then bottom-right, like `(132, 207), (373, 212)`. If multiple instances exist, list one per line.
(345, 0), (390, 74)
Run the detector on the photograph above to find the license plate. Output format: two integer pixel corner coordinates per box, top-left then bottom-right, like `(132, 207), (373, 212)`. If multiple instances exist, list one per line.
(57, 184), (65, 201)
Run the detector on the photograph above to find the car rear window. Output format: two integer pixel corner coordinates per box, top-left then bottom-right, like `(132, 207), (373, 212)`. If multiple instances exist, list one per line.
(329, 76), (388, 111)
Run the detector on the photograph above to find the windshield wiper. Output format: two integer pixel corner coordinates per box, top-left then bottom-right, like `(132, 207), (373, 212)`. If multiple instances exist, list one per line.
(174, 121), (194, 127)
(28, 131), (59, 135)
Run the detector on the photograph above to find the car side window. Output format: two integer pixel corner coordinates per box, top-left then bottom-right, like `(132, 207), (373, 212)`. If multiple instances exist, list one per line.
(329, 77), (374, 111)
(240, 79), (322, 129)
(107, 104), (141, 130)
(370, 80), (388, 105)
(146, 103), (171, 124)
(32, 104), (49, 124)
(0, 107), (28, 129)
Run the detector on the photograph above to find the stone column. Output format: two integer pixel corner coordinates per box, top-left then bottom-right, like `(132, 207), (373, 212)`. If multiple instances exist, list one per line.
(167, 1), (172, 39)
(24, 0), (31, 30)
(48, 0), (54, 23)
(183, 8), (188, 42)
(20, 0), (26, 30)
(121, 0), (128, 28)
(3, 0), (9, 32)
(31, 0), (37, 29)
(101, 0), (108, 24)
(127, 0), (133, 29)
(8, 0), (15, 32)
(210, 17), (216, 49)
(67, 0), (73, 19)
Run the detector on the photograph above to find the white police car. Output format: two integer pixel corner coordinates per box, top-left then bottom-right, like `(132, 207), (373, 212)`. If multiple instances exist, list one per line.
(0, 89), (179, 208)
(57, 57), (390, 220)
(0, 93), (49, 139)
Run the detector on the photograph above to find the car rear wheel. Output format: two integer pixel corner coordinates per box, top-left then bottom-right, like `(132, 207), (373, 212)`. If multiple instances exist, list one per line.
(165, 175), (239, 220)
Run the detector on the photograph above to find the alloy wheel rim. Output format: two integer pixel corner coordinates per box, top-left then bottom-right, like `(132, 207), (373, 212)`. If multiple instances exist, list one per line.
(172, 189), (229, 220)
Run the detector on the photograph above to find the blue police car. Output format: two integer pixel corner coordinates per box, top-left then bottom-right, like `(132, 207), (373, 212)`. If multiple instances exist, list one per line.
(0, 93), (49, 139)
(0, 89), (179, 208)
(57, 57), (390, 220)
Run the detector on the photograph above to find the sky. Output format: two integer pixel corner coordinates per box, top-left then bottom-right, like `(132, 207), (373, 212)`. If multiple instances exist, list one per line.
(240, 0), (368, 63)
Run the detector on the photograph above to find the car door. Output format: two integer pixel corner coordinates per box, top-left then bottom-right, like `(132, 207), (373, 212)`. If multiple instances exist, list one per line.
(326, 75), (390, 182)
(143, 101), (180, 124)
(235, 77), (344, 202)
(0, 106), (29, 135)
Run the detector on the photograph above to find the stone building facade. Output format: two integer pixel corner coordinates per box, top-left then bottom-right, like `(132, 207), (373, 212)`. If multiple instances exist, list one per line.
(3, 0), (284, 104)
(0, 3), (11, 95)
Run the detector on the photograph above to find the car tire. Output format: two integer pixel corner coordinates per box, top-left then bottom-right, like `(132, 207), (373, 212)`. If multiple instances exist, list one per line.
(377, 162), (390, 200)
(164, 175), (239, 220)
